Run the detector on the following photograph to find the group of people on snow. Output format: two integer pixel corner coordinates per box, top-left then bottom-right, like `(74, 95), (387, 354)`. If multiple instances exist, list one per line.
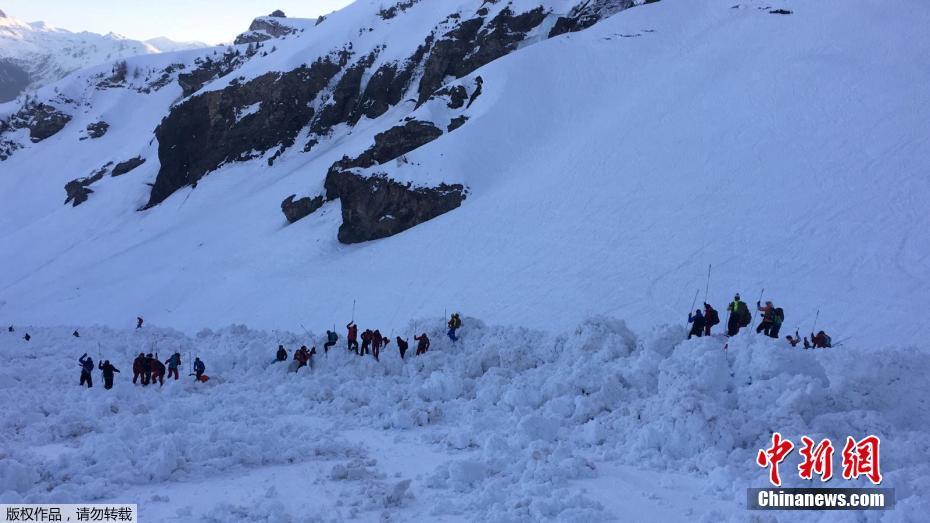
(687, 294), (832, 348)
(74, 351), (205, 390)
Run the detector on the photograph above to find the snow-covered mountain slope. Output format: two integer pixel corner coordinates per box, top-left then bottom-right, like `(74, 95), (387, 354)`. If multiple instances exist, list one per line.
(3, 321), (928, 520)
(0, 10), (206, 101)
(144, 37), (210, 54)
(0, 0), (928, 349)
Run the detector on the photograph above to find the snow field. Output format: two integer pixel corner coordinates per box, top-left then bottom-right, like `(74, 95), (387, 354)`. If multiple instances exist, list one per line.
(1, 318), (927, 521)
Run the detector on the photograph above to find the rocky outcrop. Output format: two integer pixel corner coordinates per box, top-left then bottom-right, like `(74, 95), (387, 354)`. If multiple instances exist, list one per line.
(64, 163), (111, 207)
(330, 120), (444, 176)
(379, 1), (420, 20)
(147, 57), (342, 209)
(10, 103), (73, 142)
(324, 171), (466, 243)
(0, 102), (72, 147)
(111, 156), (145, 177)
(281, 194), (325, 223)
(178, 48), (254, 98)
(416, 7), (546, 106)
(548, 0), (639, 38)
(234, 14), (299, 45)
(84, 121), (109, 139)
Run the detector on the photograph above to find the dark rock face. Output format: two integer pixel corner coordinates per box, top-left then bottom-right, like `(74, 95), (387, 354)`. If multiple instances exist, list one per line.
(0, 59), (30, 103)
(4, 103), (73, 143)
(28, 104), (72, 142)
(325, 171), (466, 244)
(328, 120), (444, 179)
(769, 9), (793, 15)
(448, 116), (469, 132)
(64, 164), (111, 207)
(147, 57), (342, 209)
(416, 7), (546, 105)
(111, 156), (146, 177)
(281, 194), (324, 223)
(549, 0), (638, 38)
(379, 0), (420, 20)
(85, 121), (109, 139)
(234, 15), (298, 45)
(178, 49), (253, 98)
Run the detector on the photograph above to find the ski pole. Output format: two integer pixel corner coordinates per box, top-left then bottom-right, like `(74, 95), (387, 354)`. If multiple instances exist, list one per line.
(352, 299), (356, 322)
(811, 308), (820, 335)
(704, 264), (712, 303)
(688, 288), (699, 317)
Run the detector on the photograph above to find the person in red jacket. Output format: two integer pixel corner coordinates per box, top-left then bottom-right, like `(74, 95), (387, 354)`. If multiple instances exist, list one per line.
(703, 303), (720, 336)
(372, 329), (383, 361)
(132, 353), (145, 384)
(346, 322), (359, 353)
(361, 329), (373, 355)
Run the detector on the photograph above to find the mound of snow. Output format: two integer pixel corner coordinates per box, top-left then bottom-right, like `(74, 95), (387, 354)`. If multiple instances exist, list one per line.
(2, 318), (927, 520)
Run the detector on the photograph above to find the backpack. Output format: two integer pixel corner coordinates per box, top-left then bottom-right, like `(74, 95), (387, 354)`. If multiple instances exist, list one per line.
(737, 301), (751, 327)
(328, 331), (338, 342)
(706, 309), (720, 326)
(823, 335), (832, 348)
(773, 308), (784, 325)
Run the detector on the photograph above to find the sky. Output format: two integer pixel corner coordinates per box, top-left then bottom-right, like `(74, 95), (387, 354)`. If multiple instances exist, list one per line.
(2, 0), (355, 44)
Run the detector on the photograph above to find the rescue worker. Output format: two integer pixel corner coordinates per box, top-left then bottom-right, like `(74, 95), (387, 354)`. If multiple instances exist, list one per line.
(141, 353), (153, 386)
(756, 300), (776, 336)
(165, 352), (181, 379)
(361, 329), (374, 355)
(769, 308), (785, 338)
(193, 358), (205, 381)
(414, 332), (430, 356)
(276, 345), (288, 362)
(78, 353), (94, 388)
(346, 322), (359, 353)
(136, 316), (144, 329)
(448, 313), (462, 342)
(98, 360), (120, 389)
(703, 303), (720, 336)
(132, 352), (145, 384)
(687, 309), (706, 339)
(372, 330), (383, 361)
(726, 294), (750, 336)
(396, 336), (409, 359)
(324, 330), (338, 353)
(811, 331), (832, 348)
(151, 355), (166, 386)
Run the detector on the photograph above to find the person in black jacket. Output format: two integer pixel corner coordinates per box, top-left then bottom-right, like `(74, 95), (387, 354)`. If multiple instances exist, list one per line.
(78, 354), (94, 388)
(193, 358), (205, 381)
(275, 345), (288, 362)
(396, 336), (409, 360)
(141, 353), (153, 386)
(98, 360), (120, 390)
(414, 333), (430, 356)
(687, 309), (706, 339)
(149, 355), (166, 386)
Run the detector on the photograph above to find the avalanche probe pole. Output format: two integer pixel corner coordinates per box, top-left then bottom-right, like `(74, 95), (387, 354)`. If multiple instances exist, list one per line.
(750, 288), (765, 330)
(811, 308), (820, 336)
(352, 299), (356, 323)
(704, 264), (712, 304)
(688, 288), (699, 317)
